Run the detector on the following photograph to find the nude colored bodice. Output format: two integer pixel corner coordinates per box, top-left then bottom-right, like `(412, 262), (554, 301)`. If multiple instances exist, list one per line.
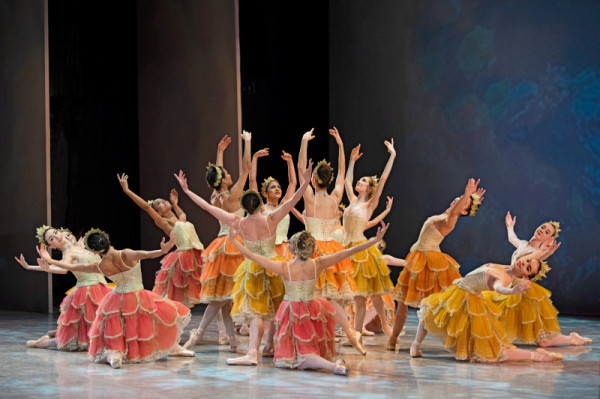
(173, 221), (204, 251)
(410, 217), (445, 252)
(107, 263), (144, 293)
(218, 208), (245, 236)
(455, 266), (490, 293)
(342, 206), (368, 244)
(331, 227), (345, 244)
(263, 209), (290, 245)
(283, 279), (317, 302)
(71, 251), (107, 287)
(242, 235), (278, 259)
(304, 215), (336, 241)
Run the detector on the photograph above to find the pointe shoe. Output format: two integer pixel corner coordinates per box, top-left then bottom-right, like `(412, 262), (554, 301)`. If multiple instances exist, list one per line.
(333, 359), (350, 376)
(347, 331), (367, 356)
(261, 345), (274, 358)
(26, 335), (50, 348)
(226, 354), (258, 366)
(183, 328), (204, 350)
(386, 339), (396, 352)
(169, 346), (195, 357)
(228, 336), (239, 353)
(218, 331), (230, 346)
(410, 342), (422, 358)
(334, 337), (340, 343)
(570, 332), (592, 346)
(361, 329), (375, 336)
(531, 348), (563, 362)
(107, 353), (123, 369)
(238, 324), (250, 336)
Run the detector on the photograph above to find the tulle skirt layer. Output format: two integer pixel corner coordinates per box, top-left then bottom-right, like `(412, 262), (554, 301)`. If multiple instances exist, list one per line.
(313, 240), (357, 305)
(347, 240), (393, 297)
(199, 235), (245, 302)
(152, 248), (203, 307)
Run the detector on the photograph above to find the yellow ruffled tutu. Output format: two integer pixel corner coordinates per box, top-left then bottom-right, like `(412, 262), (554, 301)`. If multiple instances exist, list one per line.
(230, 257), (285, 324)
(393, 250), (461, 307)
(482, 282), (560, 344)
(347, 240), (394, 297)
(420, 285), (515, 362)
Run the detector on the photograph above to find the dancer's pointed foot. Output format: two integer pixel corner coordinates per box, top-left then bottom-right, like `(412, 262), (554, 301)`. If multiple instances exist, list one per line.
(183, 328), (204, 350)
(570, 332), (592, 346)
(226, 352), (258, 366)
(348, 330), (366, 356)
(531, 348), (563, 362)
(410, 341), (422, 358)
(26, 335), (51, 348)
(107, 352), (123, 369)
(169, 345), (195, 357)
(218, 330), (230, 346)
(361, 329), (375, 336)
(333, 359), (350, 376)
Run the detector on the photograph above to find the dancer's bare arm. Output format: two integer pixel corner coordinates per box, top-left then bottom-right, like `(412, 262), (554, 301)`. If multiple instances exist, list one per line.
(117, 173), (171, 234)
(169, 189), (186, 221)
(330, 127), (346, 203)
(281, 150), (297, 203)
(505, 211), (522, 248)
(229, 228), (287, 275)
(216, 135), (231, 168)
(297, 129), (315, 202)
(121, 236), (175, 263)
(366, 196), (393, 229)
(381, 254), (405, 267)
(268, 160), (313, 226)
(345, 144), (362, 204)
(226, 131), (253, 207)
(14, 253), (68, 274)
(37, 245), (99, 273)
(367, 139), (396, 213)
(249, 148), (269, 192)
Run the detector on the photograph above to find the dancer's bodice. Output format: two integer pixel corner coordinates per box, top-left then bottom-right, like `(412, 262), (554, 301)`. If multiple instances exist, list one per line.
(304, 215), (336, 241)
(410, 217), (445, 252)
(72, 251), (107, 287)
(218, 208), (245, 236)
(282, 262), (317, 302)
(263, 209), (290, 245)
(242, 235), (278, 259)
(455, 266), (490, 293)
(331, 227), (344, 244)
(342, 205), (368, 244)
(173, 221), (204, 251)
(106, 263), (144, 294)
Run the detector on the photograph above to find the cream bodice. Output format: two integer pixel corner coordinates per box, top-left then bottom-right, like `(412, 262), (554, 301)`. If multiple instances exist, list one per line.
(218, 208), (245, 236)
(511, 240), (536, 264)
(342, 207), (368, 245)
(263, 209), (290, 245)
(71, 251), (107, 287)
(173, 221), (204, 251)
(242, 235), (278, 259)
(304, 216), (336, 241)
(455, 266), (490, 293)
(410, 217), (445, 252)
(283, 279), (317, 302)
(331, 227), (344, 244)
(106, 263), (144, 294)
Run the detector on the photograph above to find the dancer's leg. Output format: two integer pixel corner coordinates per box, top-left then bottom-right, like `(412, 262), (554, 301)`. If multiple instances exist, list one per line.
(410, 320), (427, 357)
(329, 299), (366, 355)
(371, 295), (393, 337)
(353, 296), (367, 333)
(538, 332), (592, 347)
(504, 348), (562, 362)
(297, 354), (349, 376)
(262, 320), (275, 356)
(220, 301), (238, 352)
(387, 302), (408, 350)
(216, 310), (229, 345)
(26, 335), (57, 349)
(183, 301), (225, 349)
(227, 317), (263, 365)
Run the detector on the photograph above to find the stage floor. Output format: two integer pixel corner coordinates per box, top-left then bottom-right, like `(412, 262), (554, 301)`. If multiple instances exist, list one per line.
(0, 309), (598, 398)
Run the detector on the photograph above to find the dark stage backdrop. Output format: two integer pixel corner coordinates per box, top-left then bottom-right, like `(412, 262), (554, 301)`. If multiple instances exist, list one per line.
(0, 0), (49, 312)
(137, 1), (240, 288)
(330, 0), (600, 315)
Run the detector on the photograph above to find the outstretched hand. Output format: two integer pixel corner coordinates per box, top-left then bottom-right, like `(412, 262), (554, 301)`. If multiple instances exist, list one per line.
(302, 128), (315, 142)
(160, 235), (176, 254)
(515, 279), (532, 293)
(174, 170), (189, 191)
(14, 254), (28, 269)
(376, 221), (390, 241)
(117, 173), (129, 192)
(542, 240), (561, 256)
(242, 130), (252, 141)
(36, 257), (51, 272)
(384, 138), (395, 156)
(350, 144), (363, 162)
(300, 159), (314, 183)
(169, 189), (179, 205)
(329, 126), (342, 144)
(281, 150), (293, 162)
(36, 244), (52, 261)
(254, 148), (269, 159)
(385, 196), (394, 210)
(218, 135), (232, 151)
(465, 178), (480, 195)
(505, 211), (516, 229)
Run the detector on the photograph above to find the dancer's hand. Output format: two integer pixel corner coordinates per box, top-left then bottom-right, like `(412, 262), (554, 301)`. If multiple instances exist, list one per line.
(329, 126), (342, 144)
(36, 244), (52, 261)
(36, 257), (51, 272)
(505, 211), (516, 228)
(14, 254), (28, 269)
(117, 173), (129, 192)
(384, 138), (395, 156)
(376, 221), (390, 240)
(542, 240), (561, 256)
(281, 150), (293, 162)
(465, 178), (480, 195)
(350, 144), (363, 162)
(302, 128), (315, 142)
(300, 159), (314, 183)
(253, 148), (269, 160)
(242, 130), (252, 141)
(160, 235), (176, 254)
(169, 189), (179, 206)
(514, 279), (531, 293)
(229, 220), (242, 241)
(218, 135), (232, 151)
(174, 170), (189, 192)
(475, 187), (486, 201)
(386, 196), (394, 211)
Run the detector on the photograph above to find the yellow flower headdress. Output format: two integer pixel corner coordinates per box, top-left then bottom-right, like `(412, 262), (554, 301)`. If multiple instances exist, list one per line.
(468, 193), (482, 216)
(547, 220), (561, 238)
(368, 176), (379, 198)
(206, 162), (223, 188)
(313, 159), (334, 185)
(35, 225), (52, 244)
(147, 199), (154, 208)
(261, 176), (278, 194)
(338, 203), (346, 212)
(239, 189), (263, 214)
(83, 228), (110, 254)
(531, 260), (551, 282)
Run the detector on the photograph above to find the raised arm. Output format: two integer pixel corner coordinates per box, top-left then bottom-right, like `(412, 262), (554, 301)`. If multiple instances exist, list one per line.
(505, 211), (522, 248)
(216, 135), (232, 167)
(169, 189), (186, 221)
(366, 196), (393, 229)
(315, 222), (388, 273)
(174, 171), (241, 226)
(268, 160), (313, 225)
(121, 236), (175, 263)
(291, 207), (305, 224)
(117, 173), (171, 234)
(280, 150), (297, 203)
(367, 139), (396, 211)
(37, 245), (99, 273)
(345, 144), (362, 204)
(440, 178), (484, 234)
(229, 228), (287, 275)
(329, 127), (346, 202)
(381, 254), (406, 267)
(227, 131), (253, 203)
(249, 148), (269, 192)
(515, 241), (561, 263)
(14, 254), (68, 274)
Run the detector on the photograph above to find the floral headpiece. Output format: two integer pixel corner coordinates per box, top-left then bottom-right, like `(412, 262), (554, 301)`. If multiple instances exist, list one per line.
(547, 220), (561, 238)
(261, 176), (278, 194)
(468, 193), (482, 216)
(368, 176), (379, 198)
(206, 162), (223, 188)
(239, 189), (263, 214)
(83, 228), (110, 254)
(35, 225), (52, 244)
(531, 260), (551, 282)
(313, 159), (334, 185)
(147, 199), (154, 208)
(338, 203), (346, 212)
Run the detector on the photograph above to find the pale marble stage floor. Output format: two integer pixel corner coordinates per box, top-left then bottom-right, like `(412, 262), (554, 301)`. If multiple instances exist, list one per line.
(0, 309), (598, 398)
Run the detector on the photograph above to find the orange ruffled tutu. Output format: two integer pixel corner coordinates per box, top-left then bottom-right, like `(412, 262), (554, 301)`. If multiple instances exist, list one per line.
(313, 240), (357, 305)
(483, 282), (560, 344)
(394, 250), (461, 307)
(274, 297), (337, 368)
(230, 258), (285, 324)
(88, 289), (191, 363)
(56, 283), (112, 351)
(199, 235), (245, 302)
(420, 285), (515, 362)
(275, 242), (293, 260)
(347, 240), (393, 297)
(153, 248), (203, 307)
